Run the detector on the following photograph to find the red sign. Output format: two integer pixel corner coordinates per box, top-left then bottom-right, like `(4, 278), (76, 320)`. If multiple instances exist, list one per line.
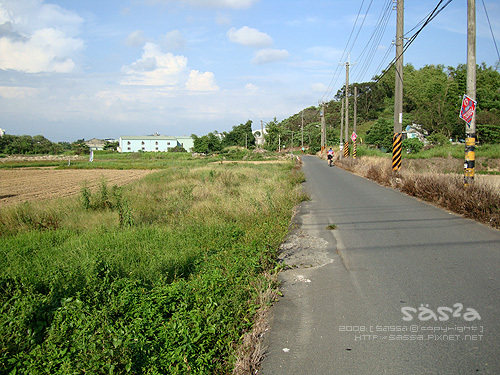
(460, 95), (476, 124)
(351, 132), (357, 142)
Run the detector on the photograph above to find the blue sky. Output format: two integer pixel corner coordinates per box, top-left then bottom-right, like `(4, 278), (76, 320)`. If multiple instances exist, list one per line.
(0, 0), (499, 142)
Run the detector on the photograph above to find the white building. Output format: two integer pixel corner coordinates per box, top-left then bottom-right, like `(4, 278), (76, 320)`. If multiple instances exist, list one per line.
(0, 128), (5, 137)
(119, 135), (194, 153)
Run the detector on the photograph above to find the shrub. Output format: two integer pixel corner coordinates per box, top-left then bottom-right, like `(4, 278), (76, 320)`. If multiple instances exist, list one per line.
(427, 133), (450, 146)
(402, 138), (424, 154)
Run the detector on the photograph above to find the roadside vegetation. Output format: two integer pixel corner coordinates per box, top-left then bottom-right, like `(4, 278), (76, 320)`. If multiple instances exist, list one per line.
(0, 154), (307, 374)
(335, 150), (500, 229)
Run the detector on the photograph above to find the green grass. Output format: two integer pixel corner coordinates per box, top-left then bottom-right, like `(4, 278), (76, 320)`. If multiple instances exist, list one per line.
(0, 158), (306, 374)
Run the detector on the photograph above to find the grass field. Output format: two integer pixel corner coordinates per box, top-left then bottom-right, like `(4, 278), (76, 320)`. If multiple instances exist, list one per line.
(0, 152), (307, 374)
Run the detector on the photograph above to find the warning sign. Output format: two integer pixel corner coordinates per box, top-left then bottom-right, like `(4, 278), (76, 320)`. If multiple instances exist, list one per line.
(351, 132), (357, 142)
(460, 95), (477, 124)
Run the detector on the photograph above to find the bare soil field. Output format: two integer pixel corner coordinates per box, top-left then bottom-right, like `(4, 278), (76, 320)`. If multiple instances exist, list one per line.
(0, 168), (153, 206)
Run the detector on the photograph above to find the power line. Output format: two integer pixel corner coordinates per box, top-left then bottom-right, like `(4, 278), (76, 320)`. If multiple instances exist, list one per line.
(481, 0), (500, 69)
(351, 0), (393, 82)
(348, 0), (375, 55)
(321, 0), (372, 102)
(375, 0), (454, 83)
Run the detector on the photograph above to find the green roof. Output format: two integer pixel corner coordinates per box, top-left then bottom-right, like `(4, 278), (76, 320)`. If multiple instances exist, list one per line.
(120, 135), (178, 140)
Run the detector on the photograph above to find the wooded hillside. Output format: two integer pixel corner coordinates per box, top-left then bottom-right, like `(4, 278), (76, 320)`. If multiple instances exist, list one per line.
(265, 63), (500, 152)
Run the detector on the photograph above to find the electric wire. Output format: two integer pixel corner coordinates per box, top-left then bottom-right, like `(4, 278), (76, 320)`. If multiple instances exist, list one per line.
(321, 0), (392, 102)
(321, 0), (368, 102)
(351, 0), (393, 83)
(481, 0), (500, 68)
(375, 0), (454, 83)
(347, 0), (375, 55)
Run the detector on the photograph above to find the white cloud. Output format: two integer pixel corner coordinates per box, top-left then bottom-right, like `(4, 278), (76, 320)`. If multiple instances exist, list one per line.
(0, 0), (84, 73)
(150, 0), (259, 9)
(0, 28), (83, 73)
(160, 30), (186, 51)
(306, 46), (343, 62)
(186, 70), (219, 92)
(0, 86), (39, 99)
(121, 42), (188, 86)
(216, 12), (231, 25)
(227, 26), (273, 48)
(244, 83), (259, 93)
(311, 83), (328, 93)
(126, 30), (147, 47)
(121, 42), (218, 93)
(252, 48), (289, 64)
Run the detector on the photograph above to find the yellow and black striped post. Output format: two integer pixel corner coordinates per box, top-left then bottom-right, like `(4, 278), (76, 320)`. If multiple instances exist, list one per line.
(392, 133), (402, 171)
(343, 142), (349, 158)
(353, 140), (357, 159)
(464, 134), (476, 187)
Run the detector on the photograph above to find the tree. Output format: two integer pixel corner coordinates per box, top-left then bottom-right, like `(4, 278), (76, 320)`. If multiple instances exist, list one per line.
(263, 118), (282, 151)
(104, 141), (119, 151)
(365, 118), (393, 150)
(404, 64), (459, 138)
(191, 132), (222, 154)
(71, 139), (90, 155)
(223, 120), (255, 148)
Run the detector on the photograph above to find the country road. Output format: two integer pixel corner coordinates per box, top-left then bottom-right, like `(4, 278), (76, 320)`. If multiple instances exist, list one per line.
(260, 155), (500, 375)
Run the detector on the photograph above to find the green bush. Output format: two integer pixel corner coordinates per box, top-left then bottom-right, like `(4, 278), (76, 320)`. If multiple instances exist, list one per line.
(427, 133), (450, 146)
(402, 138), (424, 154)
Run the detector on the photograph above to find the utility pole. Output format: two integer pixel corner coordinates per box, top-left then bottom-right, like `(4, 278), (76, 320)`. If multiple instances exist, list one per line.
(301, 110), (304, 148)
(465, 0), (476, 187)
(353, 86), (358, 159)
(392, 0), (404, 172)
(341, 56), (355, 158)
(320, 101), (326, 153)
(340, 97), (344, 160)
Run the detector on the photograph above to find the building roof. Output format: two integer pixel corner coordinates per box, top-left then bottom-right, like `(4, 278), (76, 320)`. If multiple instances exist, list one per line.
(120, 135), (179, 140)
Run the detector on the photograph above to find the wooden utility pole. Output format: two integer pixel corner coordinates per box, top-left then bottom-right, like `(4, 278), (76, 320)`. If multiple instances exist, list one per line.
(301, 110), (304, 148)
(465, 0), (476, 186)
(392, 0), (404, 172)
(320, 102), (326, 152)
(353, 86), (358, 159)
(340, 97), (344, 159)
(340, 57), (355, 158)
(344, 61), (350, 158)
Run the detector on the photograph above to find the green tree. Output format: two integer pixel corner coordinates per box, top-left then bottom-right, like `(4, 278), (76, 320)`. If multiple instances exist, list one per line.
(263, 118), (282, 151)
(404, 64), (459, 138)
(191, 132), (222, 154)
(71, 139), (90, 155)
(5, 135), (34, 154)
(402, 138), (424, 154)
(223, 120), (255, 148)
(103, 141), (119, 151)
(32, 135), (53, 154)
(365, 118), (393, 150)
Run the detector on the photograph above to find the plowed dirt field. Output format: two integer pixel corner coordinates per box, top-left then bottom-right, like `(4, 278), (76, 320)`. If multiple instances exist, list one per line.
(0, 168), (153, 206)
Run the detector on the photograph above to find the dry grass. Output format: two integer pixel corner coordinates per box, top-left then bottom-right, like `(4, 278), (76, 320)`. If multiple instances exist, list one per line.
(336, 157), (500, 229)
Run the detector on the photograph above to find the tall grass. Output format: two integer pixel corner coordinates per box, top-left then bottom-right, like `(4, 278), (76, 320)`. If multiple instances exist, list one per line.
(0, 159), (306, 374)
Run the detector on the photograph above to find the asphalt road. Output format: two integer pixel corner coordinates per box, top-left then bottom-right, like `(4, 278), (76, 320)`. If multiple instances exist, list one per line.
(260, 155), (500, 375)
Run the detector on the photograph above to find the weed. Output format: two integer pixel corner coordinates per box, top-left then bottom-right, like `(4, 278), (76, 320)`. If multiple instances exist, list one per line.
(336, 156), (500, 229)
(0, 158), (304, 374)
